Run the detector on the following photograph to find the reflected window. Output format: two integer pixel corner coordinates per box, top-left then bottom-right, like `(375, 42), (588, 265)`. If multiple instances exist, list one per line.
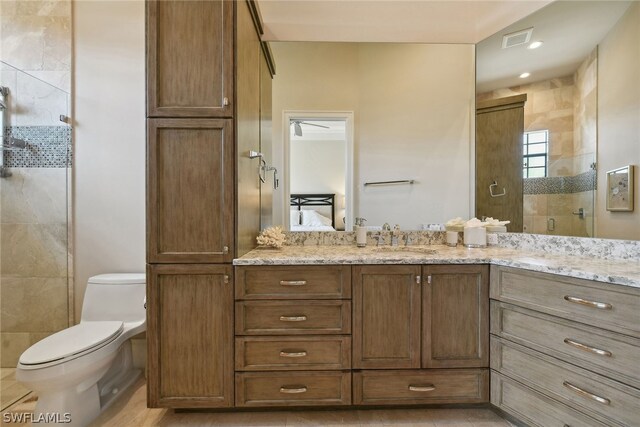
(523, 130), (548, 178)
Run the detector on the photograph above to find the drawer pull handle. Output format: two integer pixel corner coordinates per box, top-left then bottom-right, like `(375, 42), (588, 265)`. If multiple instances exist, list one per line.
(280, 280), (307, 286)
(408, 384), (436, 392)
(563, 381), (610, 405)
(563, 338), (612, 357)
(280, 315), (307, 322)
(564, 295), (612, 310)
(280, 350), (307, 358)
(280, 385), (307, 394)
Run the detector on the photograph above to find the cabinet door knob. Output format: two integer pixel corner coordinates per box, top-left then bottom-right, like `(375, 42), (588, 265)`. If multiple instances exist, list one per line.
(223, 275), (229, 284)
(223, 246), (229, 254)
(408, 384), (436, 392)
(223, 96), (229, 106)
(279, 315), (307, 322)
(280, 385), (307, 394)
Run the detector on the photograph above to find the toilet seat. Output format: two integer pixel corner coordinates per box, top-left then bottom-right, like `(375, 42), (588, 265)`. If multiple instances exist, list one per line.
(19, 321), (124, 366)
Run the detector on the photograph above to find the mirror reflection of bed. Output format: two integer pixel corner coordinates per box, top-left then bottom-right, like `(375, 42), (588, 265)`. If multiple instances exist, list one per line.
(290, 193), (338, 231)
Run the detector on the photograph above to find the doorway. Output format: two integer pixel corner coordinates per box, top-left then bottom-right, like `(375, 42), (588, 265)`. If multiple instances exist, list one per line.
(283, 111), (354, 231)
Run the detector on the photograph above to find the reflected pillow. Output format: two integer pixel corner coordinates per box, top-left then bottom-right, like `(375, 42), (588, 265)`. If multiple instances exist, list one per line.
(301, 210), (332, 227)
(290, 210), (301, 226)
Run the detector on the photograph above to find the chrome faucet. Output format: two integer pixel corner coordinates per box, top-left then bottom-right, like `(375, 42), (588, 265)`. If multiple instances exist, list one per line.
(391, 224), (401, 246)
(373, 234), (385, 246)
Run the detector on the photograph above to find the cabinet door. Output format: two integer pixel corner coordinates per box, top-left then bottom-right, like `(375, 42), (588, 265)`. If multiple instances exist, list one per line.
(235, 0), (261, 257)
(147, 119), (234, 263)
(422, 265), (489, 368)
(353, 265), (421, 369)
(147, 264), (234, 408)
(147, 0), (233, 117)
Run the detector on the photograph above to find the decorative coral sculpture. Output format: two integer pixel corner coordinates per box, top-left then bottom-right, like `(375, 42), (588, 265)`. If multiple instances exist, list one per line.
(256, 226), (286, 248)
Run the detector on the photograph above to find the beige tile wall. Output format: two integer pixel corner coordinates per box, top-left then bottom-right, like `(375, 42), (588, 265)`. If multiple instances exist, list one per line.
(1, 170), (70, 367)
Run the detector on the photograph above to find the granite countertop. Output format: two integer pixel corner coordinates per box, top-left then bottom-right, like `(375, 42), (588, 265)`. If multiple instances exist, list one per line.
(234, 244), (640, 289)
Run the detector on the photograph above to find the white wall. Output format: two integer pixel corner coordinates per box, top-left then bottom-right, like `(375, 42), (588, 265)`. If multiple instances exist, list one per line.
(596, 2), (640, 240)
(272, 43), (360, 226)
(272, 42), (475, 229)
(72, 1), (146, 321)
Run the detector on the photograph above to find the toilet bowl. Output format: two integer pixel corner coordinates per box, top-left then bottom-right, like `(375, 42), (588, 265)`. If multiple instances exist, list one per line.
(16, 273), (146, 427)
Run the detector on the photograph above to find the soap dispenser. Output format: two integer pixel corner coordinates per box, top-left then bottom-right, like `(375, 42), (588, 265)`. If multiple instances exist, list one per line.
(355, 218), (367, 247)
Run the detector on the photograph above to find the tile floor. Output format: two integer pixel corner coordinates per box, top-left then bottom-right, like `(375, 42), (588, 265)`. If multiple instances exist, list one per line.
(1, 378), (514, 426)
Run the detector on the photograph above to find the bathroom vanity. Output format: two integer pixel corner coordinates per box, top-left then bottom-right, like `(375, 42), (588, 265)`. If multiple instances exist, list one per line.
(147, 234), (640, 426)
(234, 263), (489, 407)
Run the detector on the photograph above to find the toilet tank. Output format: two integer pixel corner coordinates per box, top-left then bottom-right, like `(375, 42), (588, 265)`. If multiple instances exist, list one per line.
(81, 273), (146, 323)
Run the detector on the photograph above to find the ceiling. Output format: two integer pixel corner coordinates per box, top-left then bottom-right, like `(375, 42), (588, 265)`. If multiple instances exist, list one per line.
(256, 0), (552, 44)
(476, 1), (633, 93)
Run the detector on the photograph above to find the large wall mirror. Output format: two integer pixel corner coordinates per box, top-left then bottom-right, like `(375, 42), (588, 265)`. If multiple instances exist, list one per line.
(266, 1), (638, 240)
(271, 42), (475, 232)
(476, 1), (639, 240)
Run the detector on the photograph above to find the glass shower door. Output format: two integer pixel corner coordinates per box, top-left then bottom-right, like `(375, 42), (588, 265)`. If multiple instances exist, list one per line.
(0, 61), (72, 409)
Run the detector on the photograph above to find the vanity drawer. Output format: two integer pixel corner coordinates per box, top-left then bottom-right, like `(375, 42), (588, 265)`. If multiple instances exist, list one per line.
(491, 302), (640, 389)
(235, 265), (351, 300)
(235, 371), (351, 407)
(491, 372), (607, 427)
(491, 265), (640, 337)
(353, 369), (488, 405)
(235, 336), (351, 371)
(492, 337), (640, 427)
(235, 300), (351, 335)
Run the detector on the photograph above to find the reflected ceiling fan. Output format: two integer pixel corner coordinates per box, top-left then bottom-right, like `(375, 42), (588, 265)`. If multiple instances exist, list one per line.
(291, 120), (330, 137)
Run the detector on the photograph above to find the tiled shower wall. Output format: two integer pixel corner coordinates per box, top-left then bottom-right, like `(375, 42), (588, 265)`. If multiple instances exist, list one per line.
(0, 0), (72, 367)
(477, 50), (597, 237)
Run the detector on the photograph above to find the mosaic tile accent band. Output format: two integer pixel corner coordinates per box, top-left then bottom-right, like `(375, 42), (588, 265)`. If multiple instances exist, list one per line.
(524, 170), (596, 195)
(3, 126), (72, 168)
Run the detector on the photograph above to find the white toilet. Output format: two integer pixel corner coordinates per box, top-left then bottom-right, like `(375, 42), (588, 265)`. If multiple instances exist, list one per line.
(16, 273), (146, 427)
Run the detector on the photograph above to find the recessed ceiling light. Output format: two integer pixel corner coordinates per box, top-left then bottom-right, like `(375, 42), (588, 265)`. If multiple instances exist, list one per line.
(519, 72), (531, 79)
(528, 41), (544, 49)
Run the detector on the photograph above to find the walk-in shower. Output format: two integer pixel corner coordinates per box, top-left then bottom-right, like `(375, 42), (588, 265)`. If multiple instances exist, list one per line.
(0, 61), (73, 410)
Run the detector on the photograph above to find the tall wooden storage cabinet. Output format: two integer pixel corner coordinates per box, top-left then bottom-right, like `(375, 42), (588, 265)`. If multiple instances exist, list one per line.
(146, 0), (273, 408)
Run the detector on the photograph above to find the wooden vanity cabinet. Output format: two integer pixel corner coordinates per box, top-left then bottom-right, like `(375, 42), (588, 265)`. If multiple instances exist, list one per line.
(352, 265), (422, 369)
(422, 265), (489, 368)
(353, 264), (489, 369)
(490, 266), (640, 427)
(352, 264), (489, 405)
(147, 264), (234, 408)
(146, 0), (272, 410)
(234, 265), (353, 407)
(146, 0), (234, 118)
(147, 119), (234, 263)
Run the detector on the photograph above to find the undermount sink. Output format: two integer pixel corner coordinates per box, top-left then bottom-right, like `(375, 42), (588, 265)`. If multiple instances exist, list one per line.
(372, 246), (437, 255)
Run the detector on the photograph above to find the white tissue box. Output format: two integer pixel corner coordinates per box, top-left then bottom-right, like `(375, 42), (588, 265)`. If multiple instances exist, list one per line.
(463, 227), (486, 248)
